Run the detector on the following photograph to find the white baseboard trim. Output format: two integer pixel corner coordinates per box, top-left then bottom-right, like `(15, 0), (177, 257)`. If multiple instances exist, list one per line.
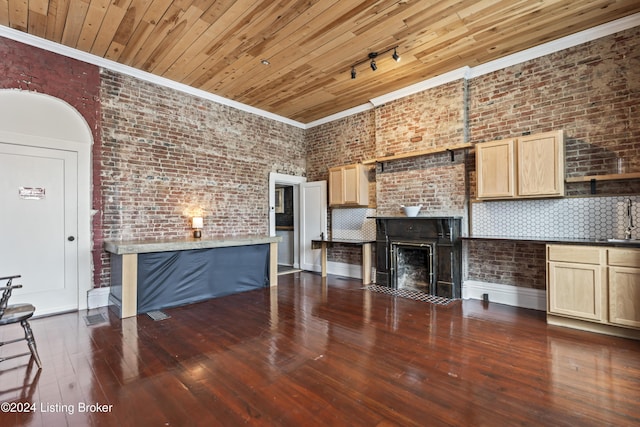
(327, 261), (362, 279)
(462, 280), (546, 311)
(87, 287), (111, 309)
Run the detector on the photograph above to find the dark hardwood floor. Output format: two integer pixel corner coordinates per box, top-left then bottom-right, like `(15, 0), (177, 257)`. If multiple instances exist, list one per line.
(1, 272), (639, 426)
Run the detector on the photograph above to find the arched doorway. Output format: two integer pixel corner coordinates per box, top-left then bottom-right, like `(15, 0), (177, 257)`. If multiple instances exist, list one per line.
(0, 90), (92, 315)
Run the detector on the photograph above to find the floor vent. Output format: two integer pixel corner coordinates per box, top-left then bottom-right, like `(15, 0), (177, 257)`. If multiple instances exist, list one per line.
(84, 313), (108, 326)
(147, 310), (171, 321)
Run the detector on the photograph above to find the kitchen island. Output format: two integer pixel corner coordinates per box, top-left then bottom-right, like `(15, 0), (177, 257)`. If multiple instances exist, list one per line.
(105, 236), (280, 318)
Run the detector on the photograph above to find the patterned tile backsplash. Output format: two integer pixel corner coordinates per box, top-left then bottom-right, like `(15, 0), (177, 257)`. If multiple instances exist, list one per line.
(331, 208), (377, 240)
(471, 196), (639, 240)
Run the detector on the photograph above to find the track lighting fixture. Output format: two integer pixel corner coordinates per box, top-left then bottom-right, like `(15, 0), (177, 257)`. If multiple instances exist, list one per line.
(368, 52), (378, 71)
(349, 45), (400, 79)
(393, 48), (401, 62)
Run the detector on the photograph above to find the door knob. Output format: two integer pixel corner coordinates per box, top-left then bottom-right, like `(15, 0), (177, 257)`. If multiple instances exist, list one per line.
(68, 236), (75, 242)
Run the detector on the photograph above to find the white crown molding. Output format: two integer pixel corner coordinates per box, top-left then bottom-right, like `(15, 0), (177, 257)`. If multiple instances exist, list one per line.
(305, 103), (375, 128)
(1, 12), (638, 130)
(0, 25), (306, 129)
(369, 66), (472, 107)
(469, 12), (640, 78)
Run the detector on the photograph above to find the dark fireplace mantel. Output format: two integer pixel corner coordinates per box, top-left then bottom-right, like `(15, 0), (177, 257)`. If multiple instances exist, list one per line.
(374, 216), (462, 299)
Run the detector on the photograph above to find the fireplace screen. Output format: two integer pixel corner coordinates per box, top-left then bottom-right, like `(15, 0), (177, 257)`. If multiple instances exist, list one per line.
(391, 241), (435, 293)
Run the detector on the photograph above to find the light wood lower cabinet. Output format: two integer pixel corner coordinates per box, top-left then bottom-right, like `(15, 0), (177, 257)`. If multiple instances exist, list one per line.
(547, 244), (640, 339)
(548, 261), (604, 321)
(608, 248), (640, 328)
(609, 266), (640, 328)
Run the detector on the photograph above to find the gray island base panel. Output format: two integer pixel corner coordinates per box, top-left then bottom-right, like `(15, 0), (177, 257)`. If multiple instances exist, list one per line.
(104, 236), (280, 318)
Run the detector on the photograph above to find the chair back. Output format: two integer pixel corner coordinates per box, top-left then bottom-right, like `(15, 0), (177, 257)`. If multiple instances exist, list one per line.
(0, 275), (22, 319)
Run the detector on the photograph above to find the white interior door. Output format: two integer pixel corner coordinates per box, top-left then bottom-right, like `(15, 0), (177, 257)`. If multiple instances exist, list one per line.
(0, 142), (78, 315)
(300, 181), (327, 272)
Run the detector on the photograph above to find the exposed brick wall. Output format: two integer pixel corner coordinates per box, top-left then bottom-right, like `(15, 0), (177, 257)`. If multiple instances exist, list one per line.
(469, 26), (640, 197)
(99, 70), (306, 285)
(466, 240), (546, 290)
(3, 25), (638, 292)
(375, 80), (466, 158)
(308, 27), (639, 290)
(375, 152), (467, 216)
(306, 111), (376, 263)
(306, 111), (376, 182)
(374, 80), (467, 217)
(466, 26), (640, 287)
(0, 36), (105, 288)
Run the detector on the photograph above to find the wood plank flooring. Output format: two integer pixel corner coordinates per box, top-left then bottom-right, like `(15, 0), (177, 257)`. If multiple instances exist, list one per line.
(1, 272), (639, 426)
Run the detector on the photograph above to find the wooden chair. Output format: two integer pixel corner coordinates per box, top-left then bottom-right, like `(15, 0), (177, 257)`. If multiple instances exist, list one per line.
(0, 275), (42, 369)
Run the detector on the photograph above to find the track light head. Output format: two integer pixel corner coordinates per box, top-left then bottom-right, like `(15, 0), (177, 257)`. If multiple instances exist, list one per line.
(351, 67), (356, 79)
(370, 59), (377, 71)
(392, 48), (401, 62)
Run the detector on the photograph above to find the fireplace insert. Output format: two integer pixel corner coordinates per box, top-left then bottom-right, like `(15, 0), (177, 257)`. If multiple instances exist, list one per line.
(375, 217), (462, 299)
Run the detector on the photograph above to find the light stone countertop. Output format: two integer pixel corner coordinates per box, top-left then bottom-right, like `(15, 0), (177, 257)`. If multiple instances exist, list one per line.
(104, 235), (282, 255)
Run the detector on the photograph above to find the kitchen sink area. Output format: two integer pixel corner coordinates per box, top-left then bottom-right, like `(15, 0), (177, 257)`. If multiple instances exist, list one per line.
(606, 238), (640, 244)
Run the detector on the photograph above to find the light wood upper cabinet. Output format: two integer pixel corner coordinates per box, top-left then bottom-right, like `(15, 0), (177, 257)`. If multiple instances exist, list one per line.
(476, 130), (564, 200)
(329, 163), (369, 207)
(476, 138), (516, 199)
(328, 167), (344, 206)
(517, 131), (565, 197)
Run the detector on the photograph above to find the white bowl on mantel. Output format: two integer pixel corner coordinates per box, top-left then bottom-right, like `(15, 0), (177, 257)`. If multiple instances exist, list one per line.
(401, 204), (423, 217)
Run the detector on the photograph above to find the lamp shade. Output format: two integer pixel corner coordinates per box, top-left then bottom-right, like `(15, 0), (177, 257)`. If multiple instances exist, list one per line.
(192, 216), (203, 229)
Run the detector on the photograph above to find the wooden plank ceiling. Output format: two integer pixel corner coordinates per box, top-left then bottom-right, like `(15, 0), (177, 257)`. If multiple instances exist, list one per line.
(1, 1), (639, 124)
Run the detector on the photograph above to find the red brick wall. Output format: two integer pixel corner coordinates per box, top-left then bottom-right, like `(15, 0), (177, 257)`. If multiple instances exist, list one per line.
(0, 36), (105, 287)
(99, 70), (306, 285)
(374, 153), (467, 216)
(375, 81), (466, 158)
(469, 26), (640, 197)
(374, 81), (468, 216)
(306, 111), (376, 182)
(466, 26), (640, 288)
(466, 240), (546, 290)
(307, 27), (640, 289)
(3, 25), (638, 291)
(0, 36), (306, 288)
(306, 111), (376, 262)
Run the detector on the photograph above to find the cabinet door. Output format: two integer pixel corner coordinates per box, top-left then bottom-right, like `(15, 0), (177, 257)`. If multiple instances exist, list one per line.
(476, 139), (515, 199)
(328, 167), (344, 206)
(609, 266), (640, 328)
(342, 164), (360, 204)
(328, 164), (368, 206)
(517, 131), (564, 197)
(548, 261), (604, 322)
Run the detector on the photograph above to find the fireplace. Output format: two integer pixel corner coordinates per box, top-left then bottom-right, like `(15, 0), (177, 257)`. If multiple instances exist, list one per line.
(392, 241), (435, 292)
(375, 217), (461, 299)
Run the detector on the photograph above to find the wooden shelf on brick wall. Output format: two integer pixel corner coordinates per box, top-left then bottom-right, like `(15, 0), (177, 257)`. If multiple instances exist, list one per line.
(362, 143), (473, 165)
(565, 172), (640, 183)
(565, 172), (640, 194)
